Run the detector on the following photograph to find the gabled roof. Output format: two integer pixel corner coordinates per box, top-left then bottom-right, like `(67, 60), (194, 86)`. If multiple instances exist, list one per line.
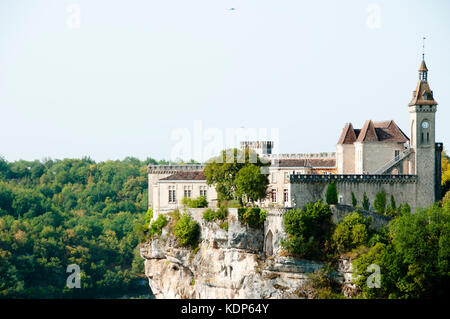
(356, 120), (378, 142)
(338, 120), (409, 144)
(160, 171), (206, 181)
(337, 123), (357, 144)
(373, 120), (409, 143)
(409, 81), (438, 106)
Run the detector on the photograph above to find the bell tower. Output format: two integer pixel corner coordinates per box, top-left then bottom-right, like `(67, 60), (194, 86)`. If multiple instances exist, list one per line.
(408, 46), (439, 208)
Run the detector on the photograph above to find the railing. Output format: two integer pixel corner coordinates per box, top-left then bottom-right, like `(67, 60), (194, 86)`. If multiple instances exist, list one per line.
(290, 174), (417, 183)
(373, 148), (413, 175)
(148, 164), (205, 173)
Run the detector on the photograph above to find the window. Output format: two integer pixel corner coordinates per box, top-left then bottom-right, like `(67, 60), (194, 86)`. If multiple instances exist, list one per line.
(283, 189), (289, 202)
(395, 150), (400, 160)
(184, 186), (192, 198)
(271, 189), (277, 203)
(271, 173), (277, 183)
(200, 186), (207, 198)
(168, 186), (176, 203)
(284, 172), (290, 183)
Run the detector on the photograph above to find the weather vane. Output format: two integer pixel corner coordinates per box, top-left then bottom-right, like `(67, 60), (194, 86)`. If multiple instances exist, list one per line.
(422, 36), (426, 60)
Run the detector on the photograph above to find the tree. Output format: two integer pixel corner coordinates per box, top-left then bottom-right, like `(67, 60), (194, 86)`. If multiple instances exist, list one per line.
(204, 148), (270, 202)
(374, 189), (387, 215)
(174, 213), (200, 247)
(442, 150), (450, 198)
(325, 181), (338, 205)
(332, 211), (371, 253)
(281, 201), (333, 259)
(235, 164), (269, 205)
(386, 195), (397, 217)
(362, 192), (370, 211)
(354, 203), (450, 298)
(351, 192), (357, 207)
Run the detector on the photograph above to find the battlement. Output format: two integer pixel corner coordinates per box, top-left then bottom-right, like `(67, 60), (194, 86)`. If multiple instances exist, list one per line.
(290, 174), (417, 184)
(148, 164), (205, 174)
(240, 141), (274, 155)
(267, 152), (336, 159)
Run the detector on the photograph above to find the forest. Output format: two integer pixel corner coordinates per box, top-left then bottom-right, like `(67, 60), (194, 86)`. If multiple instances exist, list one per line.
(0, 156), (162, 298)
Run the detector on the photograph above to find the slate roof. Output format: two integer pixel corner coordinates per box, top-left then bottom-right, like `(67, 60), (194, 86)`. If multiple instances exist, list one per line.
(160, 171), (206, 181)
(338, 120), (409, 144)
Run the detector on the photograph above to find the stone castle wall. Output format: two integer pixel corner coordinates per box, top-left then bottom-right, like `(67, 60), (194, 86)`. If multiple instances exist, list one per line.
(290, 175), (419, 212)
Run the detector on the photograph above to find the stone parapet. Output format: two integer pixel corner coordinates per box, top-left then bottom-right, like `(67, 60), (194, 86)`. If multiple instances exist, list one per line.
(291, 174), (417, 184)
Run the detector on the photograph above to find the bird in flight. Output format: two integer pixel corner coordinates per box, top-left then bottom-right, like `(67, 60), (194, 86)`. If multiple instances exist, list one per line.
(229, 8), (236, 10)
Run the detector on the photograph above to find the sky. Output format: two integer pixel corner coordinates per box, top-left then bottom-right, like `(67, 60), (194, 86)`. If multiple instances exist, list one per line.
(1, 0), (449, 162)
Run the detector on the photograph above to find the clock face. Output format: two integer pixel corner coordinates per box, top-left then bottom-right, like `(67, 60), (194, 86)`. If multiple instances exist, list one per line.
(422, 121), (429, 129)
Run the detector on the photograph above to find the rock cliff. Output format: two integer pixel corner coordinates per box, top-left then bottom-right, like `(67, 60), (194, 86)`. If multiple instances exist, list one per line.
(140, 209), (358, 299)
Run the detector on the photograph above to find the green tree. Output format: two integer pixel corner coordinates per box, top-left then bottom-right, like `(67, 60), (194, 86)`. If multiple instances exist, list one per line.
(374, 189), (387, 215)
(235, 164), (269, 205)
(331, 211), (371, 253)
(325, 181), (338, 205)
(442, 150), (450, 197)
(362, 192), (370, 211)
(354, 203), (450, 299)
(174, 213), (200, 247)
(351, 192), (357, 207)
(281, 201), (333, 259)
(204, 148), (270, 202)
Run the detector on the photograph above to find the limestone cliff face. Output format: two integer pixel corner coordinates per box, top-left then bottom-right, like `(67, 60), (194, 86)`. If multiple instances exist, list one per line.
(140, 210), (357, 299)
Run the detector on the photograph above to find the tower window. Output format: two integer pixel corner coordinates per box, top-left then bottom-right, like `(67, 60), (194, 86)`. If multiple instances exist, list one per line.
(427, 132), (429, 143)
(421, 132), (424, 144)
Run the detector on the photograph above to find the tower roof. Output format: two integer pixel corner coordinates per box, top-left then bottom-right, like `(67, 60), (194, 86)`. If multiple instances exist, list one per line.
(409, 80), (438, 106)
(418, 59), (428, 72)
(337, 123), (357, 144)
(356, 120), (378, 142)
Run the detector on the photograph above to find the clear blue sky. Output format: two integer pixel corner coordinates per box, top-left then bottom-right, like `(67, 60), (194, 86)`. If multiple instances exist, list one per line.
(1, 0), (449, 162)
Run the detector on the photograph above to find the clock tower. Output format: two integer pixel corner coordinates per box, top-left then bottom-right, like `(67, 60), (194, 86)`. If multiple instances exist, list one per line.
(408, 56), (439, 207)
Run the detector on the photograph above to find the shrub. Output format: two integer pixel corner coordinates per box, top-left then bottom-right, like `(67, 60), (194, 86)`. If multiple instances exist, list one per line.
(149, 214), (168, 237)
(281, 201), (333, 259)
(374, 189), (387, 215)
(182, 196), (208, 208)
(220, 220), (228, 231)
(218, 199), (241, 208)
(144, 208), (153, 226)
(362, 192), (370, 211)
(174, 213), (200, 247)
(325, 181), (338, 205)
(202, 208), (215, 222)
(331, 210), (371, 253)
(215, 207), (228, 220)
(238, 207), (267, 228)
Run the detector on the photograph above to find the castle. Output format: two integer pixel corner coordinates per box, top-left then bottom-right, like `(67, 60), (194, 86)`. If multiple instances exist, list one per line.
(148, 57), (443, 214)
